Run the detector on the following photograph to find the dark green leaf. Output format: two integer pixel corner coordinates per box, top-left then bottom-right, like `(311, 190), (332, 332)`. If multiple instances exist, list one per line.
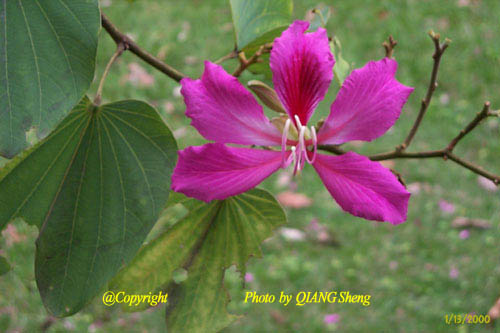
(230, 0), (292, 51)
(0, 255), (10, 275)
(111, 189), (286, 332)
(0, 0), (100, 157)
(0, 97), (178, 316)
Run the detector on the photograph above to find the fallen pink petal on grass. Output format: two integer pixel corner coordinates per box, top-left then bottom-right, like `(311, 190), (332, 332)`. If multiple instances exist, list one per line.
(449, 267), (459, 279)
(277, 191), (313, 209)
(459, 229), (470, 239)
(477, 176), (498, 192)
(126, 63), (155, 87)
(279, 228), (306, 241)
(244, 273), (254, 283)
(324, 313), (340, 324)
(439, 199), (456, 214)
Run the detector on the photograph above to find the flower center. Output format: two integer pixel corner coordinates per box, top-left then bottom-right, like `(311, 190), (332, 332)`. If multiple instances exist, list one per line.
(281, 115), (317, 175)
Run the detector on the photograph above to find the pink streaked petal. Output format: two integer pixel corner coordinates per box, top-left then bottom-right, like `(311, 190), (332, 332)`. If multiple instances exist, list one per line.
(312, 152), (410, 224)
(270, 20), (334, 126)
(317, 58), (414, 145)
(171, 143), (286, 202)
(181, 61), (281, 146)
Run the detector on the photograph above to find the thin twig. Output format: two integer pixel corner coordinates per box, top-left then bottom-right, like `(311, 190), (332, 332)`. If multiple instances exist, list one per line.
(318, 101), (500, 185)
(382, 35), (398, 58)
(447, 152), (499, 184)
(446, 102), (490, 152)
(101, 14), (186, 82)
(232, 44), (271, 77)
(368, 149), (445, 160)
(94, 42), (126, 105)
(319, 146), (500, 185)
(398, 31), (450, 151)
(214, 50), (238, 64)
(317, 144), (347, 155)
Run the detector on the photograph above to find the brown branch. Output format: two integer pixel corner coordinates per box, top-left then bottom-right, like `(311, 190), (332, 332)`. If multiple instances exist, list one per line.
(368, 149), (445, 161)
(398, 31), (450, 151)
(382, 35), (398, 58)
(446, 102), (490, 152)
(317, 144), (347, 155)
(320, 146), (500, 185)
(232, 44), (272, 77)
(318, 101), (500, 185)
(214, 50), (238, 64)
(446, 152), (499, 184)
(101, 14), (186, 82)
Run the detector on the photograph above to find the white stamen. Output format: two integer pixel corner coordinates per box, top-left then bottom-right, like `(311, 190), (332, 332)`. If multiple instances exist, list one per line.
(297, 126), (306, 170)
(281, 118), (291, 167)
(281, 117), (318, 175)
(305, 126), (318, 164)
(294, 115), (303, 130)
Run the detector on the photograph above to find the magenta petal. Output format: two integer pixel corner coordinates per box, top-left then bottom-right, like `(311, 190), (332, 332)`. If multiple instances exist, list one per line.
(171, 143), (285, 202)
(317, 58), (414, 145)
(313, 152), (410, 224)
(270, 20), (334, 126)
(181, 61), (281, 146)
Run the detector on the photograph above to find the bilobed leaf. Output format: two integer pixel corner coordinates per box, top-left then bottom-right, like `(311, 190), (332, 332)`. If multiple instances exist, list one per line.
(111, 189), (286, 332)
(230, 0), (292, 51)
(0, 255), (10, 275)
(0, 97), (178, 316)
(0, 0), (100, 157)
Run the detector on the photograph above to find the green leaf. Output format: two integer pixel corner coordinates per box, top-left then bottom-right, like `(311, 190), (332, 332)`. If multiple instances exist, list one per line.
(111, 189), (286, 332)
(0, 255), (10, 276)
(331, 37), (351, 85)
(0, 97), (178, 316)
(230, 0), (293, 51)
(0, 0), (100, 158)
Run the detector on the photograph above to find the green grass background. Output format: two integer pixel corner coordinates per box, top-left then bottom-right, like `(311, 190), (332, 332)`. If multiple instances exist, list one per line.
(1, 0), (500, 331)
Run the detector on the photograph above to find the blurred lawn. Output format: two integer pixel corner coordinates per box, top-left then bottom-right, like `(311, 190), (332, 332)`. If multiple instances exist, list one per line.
(1, 0), (500, 332)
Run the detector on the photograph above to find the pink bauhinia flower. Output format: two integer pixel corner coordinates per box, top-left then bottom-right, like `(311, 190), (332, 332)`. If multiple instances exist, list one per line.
(172, 20), (414, 224)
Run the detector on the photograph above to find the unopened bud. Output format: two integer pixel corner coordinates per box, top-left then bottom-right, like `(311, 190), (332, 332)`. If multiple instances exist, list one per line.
(247, 80), (286, 114)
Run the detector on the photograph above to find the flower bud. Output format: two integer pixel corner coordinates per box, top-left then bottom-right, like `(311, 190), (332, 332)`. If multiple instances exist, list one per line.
(247, 80), (286, 114)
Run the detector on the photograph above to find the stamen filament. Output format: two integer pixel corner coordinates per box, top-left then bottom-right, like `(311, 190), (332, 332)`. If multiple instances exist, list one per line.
(297, 126), (306, 171)
(294, 115), (303, 130)
(281, 118), (291, 167)
(305, 126), (318, 164)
